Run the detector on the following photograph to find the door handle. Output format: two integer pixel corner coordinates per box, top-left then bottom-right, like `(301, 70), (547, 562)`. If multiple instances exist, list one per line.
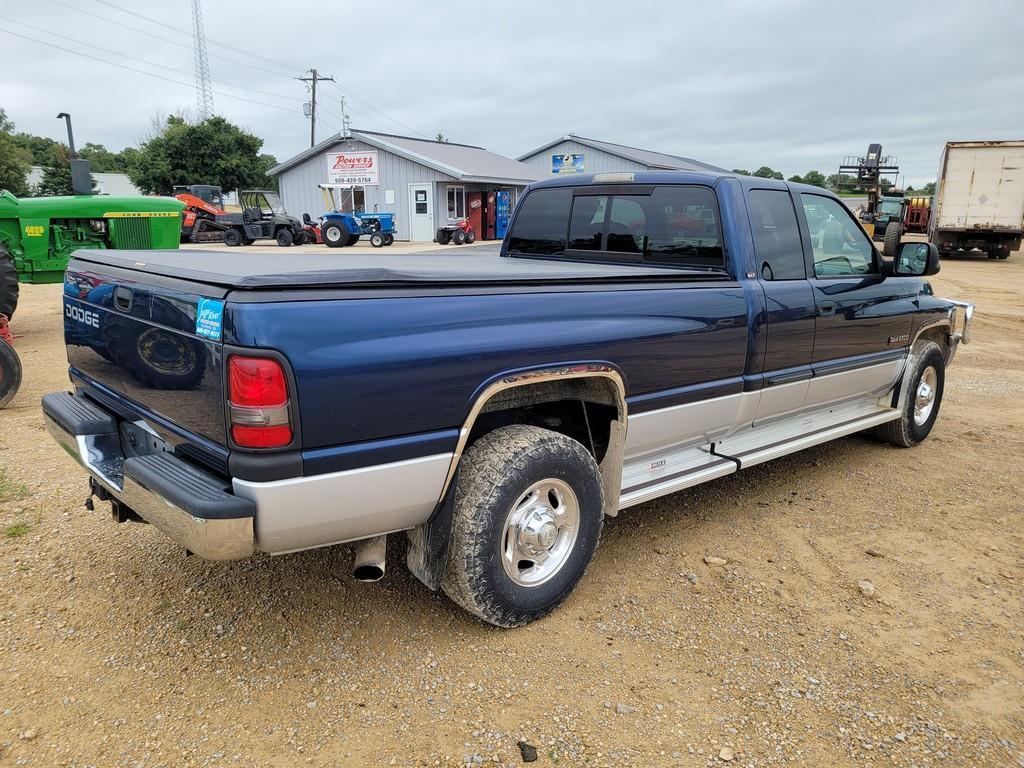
(113, 286), (133, 312)
(818, 301), (837, 317)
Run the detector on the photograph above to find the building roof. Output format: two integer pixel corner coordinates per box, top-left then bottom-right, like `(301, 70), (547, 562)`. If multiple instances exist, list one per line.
(268, 130), (543, 185)
(517, 134), (728, 174)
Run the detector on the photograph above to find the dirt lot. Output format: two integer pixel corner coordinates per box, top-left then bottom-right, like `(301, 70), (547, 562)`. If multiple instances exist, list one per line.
(1, 255), (1021, 767)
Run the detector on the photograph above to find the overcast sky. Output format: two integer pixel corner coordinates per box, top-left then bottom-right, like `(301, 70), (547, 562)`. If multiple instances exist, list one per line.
(3, 0), (1022, 186)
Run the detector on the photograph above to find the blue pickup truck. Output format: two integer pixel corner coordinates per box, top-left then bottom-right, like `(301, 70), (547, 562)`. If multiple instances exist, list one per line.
(43, 171), (974, 627)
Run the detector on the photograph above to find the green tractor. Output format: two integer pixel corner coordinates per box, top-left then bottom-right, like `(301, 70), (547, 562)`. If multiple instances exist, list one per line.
(0, 189), (184, 406)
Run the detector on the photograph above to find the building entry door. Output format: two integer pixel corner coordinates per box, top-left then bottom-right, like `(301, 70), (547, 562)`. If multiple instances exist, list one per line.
(467, 192), (484, 240)
(408, 184), (433, 241)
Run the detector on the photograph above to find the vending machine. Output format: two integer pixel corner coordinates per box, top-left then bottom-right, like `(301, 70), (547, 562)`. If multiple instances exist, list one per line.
(495, 190), (511, 240)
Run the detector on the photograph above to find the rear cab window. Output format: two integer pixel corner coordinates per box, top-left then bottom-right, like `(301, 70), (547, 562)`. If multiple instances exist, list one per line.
(506, 185), (726, 271)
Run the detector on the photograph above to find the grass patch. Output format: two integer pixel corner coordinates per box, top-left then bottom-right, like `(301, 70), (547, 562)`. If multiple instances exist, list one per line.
(4, 522), (29, 538)
(0, 469), (30, 503)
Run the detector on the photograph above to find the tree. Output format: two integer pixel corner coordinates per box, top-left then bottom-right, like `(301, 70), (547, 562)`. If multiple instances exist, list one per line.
(788, 174), (803, 184)
(753, 166), (784, 180)
(0, 110), (31, 195)
(79, 142), (128, 173)
(826, 173), (857, 193)
(127, 115), (277, 195)
(731, 168), (751, 176)
(10, 130), (62, 168)
(36, 145), (94, 196)
(921, 181), (936, 195)
(800, 170), (827, 188)
(434, 132), (448, 143)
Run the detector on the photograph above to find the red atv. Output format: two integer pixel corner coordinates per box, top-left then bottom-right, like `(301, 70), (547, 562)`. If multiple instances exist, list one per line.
(435, 218), (476, 245)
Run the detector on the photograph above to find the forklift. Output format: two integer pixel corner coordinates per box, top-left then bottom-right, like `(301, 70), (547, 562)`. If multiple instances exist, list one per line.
(838, 144), (904, 257)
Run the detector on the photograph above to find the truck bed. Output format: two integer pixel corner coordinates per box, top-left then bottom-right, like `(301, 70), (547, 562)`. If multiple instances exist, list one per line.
(70, 247), (725, 290)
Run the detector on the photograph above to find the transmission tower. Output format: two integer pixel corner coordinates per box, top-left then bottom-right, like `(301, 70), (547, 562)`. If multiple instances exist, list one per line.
(190, 0), (215, 119)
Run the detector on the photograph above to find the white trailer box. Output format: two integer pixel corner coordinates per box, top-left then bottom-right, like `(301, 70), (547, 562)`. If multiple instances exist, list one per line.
(930, 140), (1024, 259)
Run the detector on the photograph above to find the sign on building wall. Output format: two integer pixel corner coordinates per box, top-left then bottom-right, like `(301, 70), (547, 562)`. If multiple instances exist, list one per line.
(326, 150), (380, 185)
(552, 153), (585, 174)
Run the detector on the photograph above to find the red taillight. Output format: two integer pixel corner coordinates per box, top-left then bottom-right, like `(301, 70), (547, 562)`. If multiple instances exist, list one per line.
(228, 355), (292, 448)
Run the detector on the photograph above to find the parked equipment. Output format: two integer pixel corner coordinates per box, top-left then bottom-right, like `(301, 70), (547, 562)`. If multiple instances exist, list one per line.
(0, 190), (184, 319)
(435, 218), (476, 245)
(839, 143), (903, 256)
(0, 188), (183, 407)
(222, 190), (305, 247)
(301, 213), (322, 245)
(930, 141), (1024, 260)
(174, 184), (231, 243)
(0, 314), (20, 408)
(317, 184), (397, 248)
(904, 196), (931, 234)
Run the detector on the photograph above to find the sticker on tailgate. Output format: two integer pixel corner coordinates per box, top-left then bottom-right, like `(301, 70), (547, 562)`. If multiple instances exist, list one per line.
(195, 298), (224, 341)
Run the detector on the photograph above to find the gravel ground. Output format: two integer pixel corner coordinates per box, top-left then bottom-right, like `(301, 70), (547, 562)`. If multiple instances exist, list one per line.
(0, 255), (1021, 767)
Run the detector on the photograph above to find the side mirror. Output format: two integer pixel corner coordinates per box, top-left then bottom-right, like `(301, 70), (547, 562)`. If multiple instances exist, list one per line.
(893, 241), (940, 276)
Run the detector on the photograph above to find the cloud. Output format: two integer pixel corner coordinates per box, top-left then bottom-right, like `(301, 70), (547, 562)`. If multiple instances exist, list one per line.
(2, 0), (1021, 186)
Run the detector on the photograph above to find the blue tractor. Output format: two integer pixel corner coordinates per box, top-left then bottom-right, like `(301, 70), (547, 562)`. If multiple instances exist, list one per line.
(317, 184), (397, 248)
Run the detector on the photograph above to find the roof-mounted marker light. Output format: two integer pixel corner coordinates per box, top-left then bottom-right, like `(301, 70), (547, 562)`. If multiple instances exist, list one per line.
(591, 173), (635, 184)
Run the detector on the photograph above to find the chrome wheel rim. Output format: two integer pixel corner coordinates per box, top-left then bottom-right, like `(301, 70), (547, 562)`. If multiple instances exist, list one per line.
(500, 478), (580, 587)
(914, 365), (938, 426)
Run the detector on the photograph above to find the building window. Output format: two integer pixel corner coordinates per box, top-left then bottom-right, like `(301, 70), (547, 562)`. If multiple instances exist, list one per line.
(447, 185), (465, 220)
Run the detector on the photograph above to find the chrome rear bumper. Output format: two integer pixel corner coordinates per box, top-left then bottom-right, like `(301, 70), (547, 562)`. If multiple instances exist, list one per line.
(42, 391), (254, 561)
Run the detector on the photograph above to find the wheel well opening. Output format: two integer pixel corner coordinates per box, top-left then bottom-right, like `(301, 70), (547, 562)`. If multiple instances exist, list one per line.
(467, 377), (623, 464)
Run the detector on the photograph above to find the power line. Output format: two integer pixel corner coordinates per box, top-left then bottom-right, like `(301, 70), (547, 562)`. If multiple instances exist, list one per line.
(75, 0), (429, 138)
(91, 0), (300, 76)
(0, 28), (301, 114)
(0, 16), (304, 104)
(47, 0), (297, 79)
(323, 80), (428, 139)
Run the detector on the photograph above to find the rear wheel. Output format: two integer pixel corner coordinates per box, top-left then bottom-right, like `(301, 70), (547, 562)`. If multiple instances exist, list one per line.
(323, 223), (346, 248)
(436, 229), (451, 245)
(223, 229), (243, 247)
(872, 340), (945, 447)
(883, 221), (902, 258)
(0, 247), (20, 320)
(275, 229), (294, 247)
(441, 425), (604, 627)
(0, 339), (22, 409)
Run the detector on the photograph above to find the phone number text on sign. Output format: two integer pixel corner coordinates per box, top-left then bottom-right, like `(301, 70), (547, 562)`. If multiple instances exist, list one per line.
(326, 150), (379, 185)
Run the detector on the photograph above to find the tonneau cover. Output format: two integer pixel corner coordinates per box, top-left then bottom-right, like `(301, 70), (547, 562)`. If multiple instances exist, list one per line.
(69, 246), (722, 289)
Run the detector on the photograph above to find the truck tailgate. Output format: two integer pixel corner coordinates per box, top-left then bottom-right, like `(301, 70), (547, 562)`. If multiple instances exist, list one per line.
(64, 258), (230, 449)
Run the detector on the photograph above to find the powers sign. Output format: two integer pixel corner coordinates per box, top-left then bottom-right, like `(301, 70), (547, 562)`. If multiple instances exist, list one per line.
(326, 150), (379, 185)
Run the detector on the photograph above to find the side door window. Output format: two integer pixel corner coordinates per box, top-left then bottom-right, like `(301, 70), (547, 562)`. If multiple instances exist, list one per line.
(800, 195), (876, 276)
(748, 190), (806, 280)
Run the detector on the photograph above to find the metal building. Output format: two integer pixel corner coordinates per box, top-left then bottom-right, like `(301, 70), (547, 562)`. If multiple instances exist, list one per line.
(268, 131), (542, 242)
(518, 134), (727, 176)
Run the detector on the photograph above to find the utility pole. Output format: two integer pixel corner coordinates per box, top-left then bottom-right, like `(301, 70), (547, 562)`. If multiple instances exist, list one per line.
(298, 69), (335, 147)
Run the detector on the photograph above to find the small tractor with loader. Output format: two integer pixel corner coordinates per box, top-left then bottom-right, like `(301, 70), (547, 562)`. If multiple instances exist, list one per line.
(838, 143), (904, 257)
(176, 187), (306, 247)
(174, 184), (231, 243)
(317, 184), (396, 248)
(0, 188), (184, 407)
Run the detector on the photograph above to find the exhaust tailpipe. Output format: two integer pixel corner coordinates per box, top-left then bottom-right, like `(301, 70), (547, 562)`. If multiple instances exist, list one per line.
(352, 535), (387, 582)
